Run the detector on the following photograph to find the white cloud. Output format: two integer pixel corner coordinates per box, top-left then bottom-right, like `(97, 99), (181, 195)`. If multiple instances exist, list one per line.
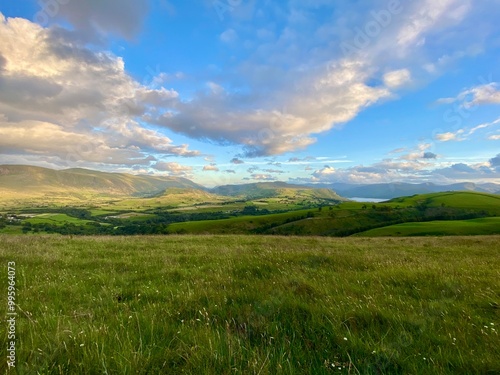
(397, 0), (471, 49)
(220, 29), (238, 43)
(435, 118), (500, 142)
(435, 132), (463, 142)
(1, 0), (497, 173)
(154, 58), (392, 156)
(299, 157), (499, 185)
(203, 164), (219, 172)
(313, 166), (336, 178)
(0, 14), (200, 170)
(436, 83), (500, 107)
(152, 162), (193, 177)
(383, 69), (411, 89)
(466, 83), (500, 105)
(250, 174), (276, 181)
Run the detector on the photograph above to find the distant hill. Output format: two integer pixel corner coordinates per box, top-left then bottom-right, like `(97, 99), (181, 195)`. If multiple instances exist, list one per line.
(211, 182), (344, 201)
(319, 182), (500, 199)
(0, 165), (344, 206)
(0, 165), (204, 203)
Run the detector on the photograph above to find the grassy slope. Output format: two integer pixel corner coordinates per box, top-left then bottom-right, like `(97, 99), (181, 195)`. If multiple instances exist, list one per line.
(168, 192), (500, 236)
(0, 165), (203, 207)
(212, 182), (344, 200)
(388, 191), (500, 214)
(355, 217), (500, 237)
(24, 213), (96, 226)
(0, 235), (498, 374)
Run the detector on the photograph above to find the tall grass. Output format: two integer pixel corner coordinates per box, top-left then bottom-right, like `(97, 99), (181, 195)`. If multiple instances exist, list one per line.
(1, 235), (499, 374)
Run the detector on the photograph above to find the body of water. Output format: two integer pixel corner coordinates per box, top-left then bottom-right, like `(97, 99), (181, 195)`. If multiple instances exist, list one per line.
(348, 197), (387, 203)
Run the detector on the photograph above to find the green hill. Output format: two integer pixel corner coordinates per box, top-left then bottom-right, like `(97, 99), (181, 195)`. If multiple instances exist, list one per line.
(387, 191), (500, 214)
(168, 191), (500, 236)
(355, 217), (500, 237)
(212, 182), (344, 201)
(0, 165), (204, 204)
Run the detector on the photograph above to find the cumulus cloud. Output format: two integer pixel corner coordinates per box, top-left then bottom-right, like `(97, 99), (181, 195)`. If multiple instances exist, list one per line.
(153, 58), (392, 156)
(383, 69), (411, 89)
(2, 0), (497, 175)
(0, 14), (200, 170)
(251, 174), (276, 181)
(300, 155), (500, 184)
(435, 118), (500, 142)
(151, 0), (488, 157)
(203, 164), (219, 172)
(490, 154), (500, 167)
(423, 152), (437, 159)
(436, 132), (462, 142)
(436, 83), (500, 107)
(263, 169), (285, 174)
(398, 0), (471, 45)
(313, 166), (336, 179)
(431, 163), (499, 181)
(152, 162), (193, 177)
(230, 158), (245, 164)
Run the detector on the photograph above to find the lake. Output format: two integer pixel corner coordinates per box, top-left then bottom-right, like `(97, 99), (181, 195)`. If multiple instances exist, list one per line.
(348, 197), (387, 203)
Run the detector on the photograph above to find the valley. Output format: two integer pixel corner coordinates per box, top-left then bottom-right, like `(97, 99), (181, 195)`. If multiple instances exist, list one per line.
(1, 166), (499, 237)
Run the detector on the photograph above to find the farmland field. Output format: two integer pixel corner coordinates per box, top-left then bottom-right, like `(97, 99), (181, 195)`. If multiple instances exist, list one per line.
(1, 235), (499, 374)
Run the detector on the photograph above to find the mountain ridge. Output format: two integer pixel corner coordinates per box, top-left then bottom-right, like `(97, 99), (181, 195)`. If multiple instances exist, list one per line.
(311, 181), (500, 199)
(0, 165), (343, 203)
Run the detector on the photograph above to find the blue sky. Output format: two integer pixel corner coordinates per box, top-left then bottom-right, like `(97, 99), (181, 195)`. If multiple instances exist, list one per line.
(0, 0), (499, 186)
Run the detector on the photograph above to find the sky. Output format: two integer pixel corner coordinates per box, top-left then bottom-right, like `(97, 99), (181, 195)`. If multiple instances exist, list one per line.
(0, 0), (499, 187)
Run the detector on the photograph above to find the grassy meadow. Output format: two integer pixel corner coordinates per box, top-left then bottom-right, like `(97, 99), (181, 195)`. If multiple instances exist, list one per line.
(355, 217), (500, 237)
(1, 235), (499, 374)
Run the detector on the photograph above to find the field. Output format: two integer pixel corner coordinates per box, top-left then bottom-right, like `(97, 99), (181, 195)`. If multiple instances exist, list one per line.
(2, 190), (499, 237)
(356, 217), (500, 237)
(1, 235), (499, 374)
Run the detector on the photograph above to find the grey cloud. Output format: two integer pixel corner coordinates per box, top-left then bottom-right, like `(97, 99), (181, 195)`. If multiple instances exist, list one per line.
(0, 52), (5, 71)
(490, 154), (500, 167)
(230, 158), (245, 164)
(431, 163), (499, 180)
(0, 15), (200, 169)
(423, 152), (438, 159)
(55, 0), (149, 42)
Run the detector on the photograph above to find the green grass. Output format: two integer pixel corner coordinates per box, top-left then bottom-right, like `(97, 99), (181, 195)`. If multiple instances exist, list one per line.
(355, 217), (500, 237)
(1, 235), (499, 374)
(24, 214), (95, 226)
(167, 209), (319, 234)
(388, 192), (500, 214)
